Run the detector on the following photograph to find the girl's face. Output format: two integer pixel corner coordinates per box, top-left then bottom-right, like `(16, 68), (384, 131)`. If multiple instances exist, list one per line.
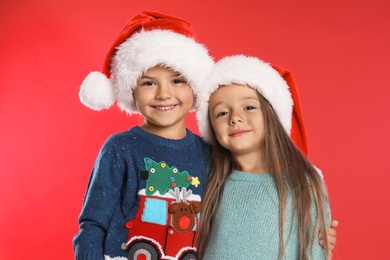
(208, 84), (265, 156)
(133, 66), (193, 138)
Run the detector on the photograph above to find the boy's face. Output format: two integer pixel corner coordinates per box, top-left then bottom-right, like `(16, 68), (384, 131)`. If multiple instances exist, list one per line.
(133, 66), (194, 138)
(208, 84), (265, 157)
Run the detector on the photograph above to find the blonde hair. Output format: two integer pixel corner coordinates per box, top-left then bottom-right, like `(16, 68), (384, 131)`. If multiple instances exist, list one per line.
(197, 91), (329, 260)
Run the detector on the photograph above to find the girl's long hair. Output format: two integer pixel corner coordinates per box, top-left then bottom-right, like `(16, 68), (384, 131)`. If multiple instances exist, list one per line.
(197, 92), (329, 260)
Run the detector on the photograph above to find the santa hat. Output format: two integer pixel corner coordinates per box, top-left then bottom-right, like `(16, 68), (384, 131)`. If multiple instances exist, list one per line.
(79, 11), (214, 114)
(196, 55), (308, 155)
(271, 63), (308, 155)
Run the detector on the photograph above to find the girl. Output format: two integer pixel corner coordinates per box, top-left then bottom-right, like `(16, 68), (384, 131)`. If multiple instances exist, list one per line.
(196, 55), (332, 259)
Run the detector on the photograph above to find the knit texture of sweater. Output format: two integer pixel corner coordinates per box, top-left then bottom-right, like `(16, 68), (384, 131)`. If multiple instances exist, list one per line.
(73, 126), (210, 260)
(203, 170), (330, 260)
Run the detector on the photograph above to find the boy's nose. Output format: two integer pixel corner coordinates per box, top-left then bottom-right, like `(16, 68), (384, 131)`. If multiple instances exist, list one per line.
(156, 83), (173, 100)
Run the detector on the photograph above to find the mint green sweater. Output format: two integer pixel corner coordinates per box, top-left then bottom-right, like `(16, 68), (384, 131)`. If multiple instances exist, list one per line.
(203, 170), (330, 260)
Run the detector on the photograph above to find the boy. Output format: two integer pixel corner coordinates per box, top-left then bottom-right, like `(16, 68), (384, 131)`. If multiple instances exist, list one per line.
(73, 11), (214, 260)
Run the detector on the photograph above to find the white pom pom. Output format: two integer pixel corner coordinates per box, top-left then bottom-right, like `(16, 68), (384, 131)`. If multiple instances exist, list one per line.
(79, 71), (115, 110)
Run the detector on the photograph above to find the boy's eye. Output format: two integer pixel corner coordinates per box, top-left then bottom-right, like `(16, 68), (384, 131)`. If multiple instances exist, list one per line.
(141, 81), (155, 86)
(137, 80), (155, 86)
(216, 111), (228, 118)
(172, 78), (187, 84)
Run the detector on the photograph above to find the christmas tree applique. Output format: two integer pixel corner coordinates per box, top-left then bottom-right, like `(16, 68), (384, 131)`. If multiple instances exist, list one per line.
(141, 157), (200, 196)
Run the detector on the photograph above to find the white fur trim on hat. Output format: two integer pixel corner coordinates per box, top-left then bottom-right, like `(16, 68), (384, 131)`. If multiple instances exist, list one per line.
(196, 55), (293, 143)
(112, 29), (214, 114)
(79, 71), (115, 110)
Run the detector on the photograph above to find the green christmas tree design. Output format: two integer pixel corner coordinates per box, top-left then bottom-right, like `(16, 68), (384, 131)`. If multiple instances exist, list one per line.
(143, 157), (199, 196)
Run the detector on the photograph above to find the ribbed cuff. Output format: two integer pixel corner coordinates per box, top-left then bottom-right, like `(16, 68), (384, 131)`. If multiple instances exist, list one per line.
(75, 250), (105, 260)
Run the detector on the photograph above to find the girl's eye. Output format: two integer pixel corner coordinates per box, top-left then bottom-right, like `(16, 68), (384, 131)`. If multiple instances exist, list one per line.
(245, 106), (256, 110)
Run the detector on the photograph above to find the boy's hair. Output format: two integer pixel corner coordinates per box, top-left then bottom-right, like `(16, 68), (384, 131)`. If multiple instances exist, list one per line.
(197, 92), (329, 259)
(79, 11), (214, 114)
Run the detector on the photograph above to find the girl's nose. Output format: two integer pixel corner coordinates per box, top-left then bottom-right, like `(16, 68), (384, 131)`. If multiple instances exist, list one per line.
(229, 112), (243, 125)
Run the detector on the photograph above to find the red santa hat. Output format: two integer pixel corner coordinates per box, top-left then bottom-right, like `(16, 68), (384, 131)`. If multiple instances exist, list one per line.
(196, 55), (308, 155)
(79, 11), (214, 114)
(271, 63), (308, 155)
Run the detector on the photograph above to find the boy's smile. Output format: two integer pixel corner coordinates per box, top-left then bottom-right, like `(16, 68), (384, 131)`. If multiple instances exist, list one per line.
(133, 66), (194, 139)
(153, 105), (176, 111)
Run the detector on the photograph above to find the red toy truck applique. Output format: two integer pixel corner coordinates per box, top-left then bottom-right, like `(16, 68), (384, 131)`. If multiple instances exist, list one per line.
(125, 158), (201, 260)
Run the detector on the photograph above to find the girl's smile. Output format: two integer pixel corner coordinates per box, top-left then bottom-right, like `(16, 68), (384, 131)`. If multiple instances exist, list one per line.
(228, 129), (251, 137)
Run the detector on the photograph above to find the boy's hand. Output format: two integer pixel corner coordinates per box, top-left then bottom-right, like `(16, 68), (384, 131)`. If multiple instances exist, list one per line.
(319, 220), (338, 251)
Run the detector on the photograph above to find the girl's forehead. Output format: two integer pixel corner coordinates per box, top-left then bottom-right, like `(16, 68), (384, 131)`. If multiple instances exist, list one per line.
(209, 84), (260, 106)
(212, 84), (258, 97)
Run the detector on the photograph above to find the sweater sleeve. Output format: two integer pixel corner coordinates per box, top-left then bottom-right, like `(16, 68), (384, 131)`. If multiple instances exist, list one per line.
(73, 136), (126, 260)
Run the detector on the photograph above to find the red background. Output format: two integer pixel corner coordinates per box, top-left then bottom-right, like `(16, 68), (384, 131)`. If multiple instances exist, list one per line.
(1, 0), (389, 259)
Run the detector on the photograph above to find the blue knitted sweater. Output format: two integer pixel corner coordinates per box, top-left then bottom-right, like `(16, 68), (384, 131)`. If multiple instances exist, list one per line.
(203, 170), (330, 260)
(73, 126), (210, 260)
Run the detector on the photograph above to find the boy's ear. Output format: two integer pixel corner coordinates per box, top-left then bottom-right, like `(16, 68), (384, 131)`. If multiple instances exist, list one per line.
(191, 94), (197, 110)
(132, 90), (138, 107)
